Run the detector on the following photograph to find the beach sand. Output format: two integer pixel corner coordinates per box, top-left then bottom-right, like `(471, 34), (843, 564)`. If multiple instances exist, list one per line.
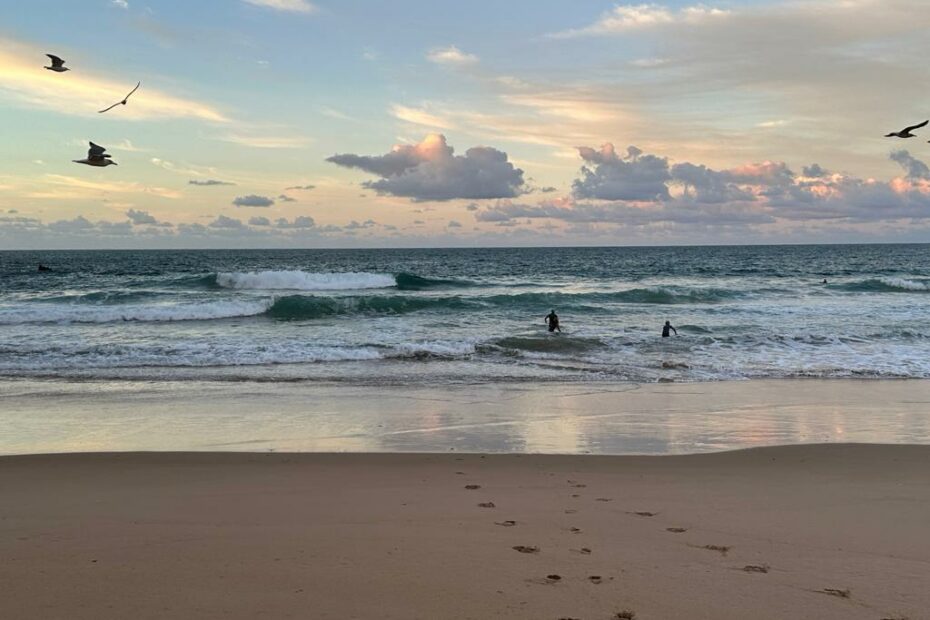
(2, 444), (928, 619)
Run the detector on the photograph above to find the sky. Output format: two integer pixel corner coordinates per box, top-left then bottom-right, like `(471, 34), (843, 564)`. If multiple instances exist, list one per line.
(2, 0), (930, 249)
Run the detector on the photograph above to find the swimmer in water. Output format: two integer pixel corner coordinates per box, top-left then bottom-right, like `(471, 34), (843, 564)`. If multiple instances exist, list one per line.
(545, 309), (561, 333)
(662, 320), (677, 337)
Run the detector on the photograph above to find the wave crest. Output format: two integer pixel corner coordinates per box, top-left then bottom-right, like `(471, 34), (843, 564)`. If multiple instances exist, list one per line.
(216, 270), (396, 291)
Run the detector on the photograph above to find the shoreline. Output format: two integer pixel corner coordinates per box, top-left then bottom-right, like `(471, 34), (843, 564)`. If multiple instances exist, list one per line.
(3, 444), (928, 619)
(3, 377), (930, 455)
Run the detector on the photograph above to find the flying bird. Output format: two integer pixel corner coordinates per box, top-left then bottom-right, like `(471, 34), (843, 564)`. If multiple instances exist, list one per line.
(73, 142), (118, 167)
(98, 81), (141, 114)
(885, 120), (928, 138)
(44, 54), (69, 73)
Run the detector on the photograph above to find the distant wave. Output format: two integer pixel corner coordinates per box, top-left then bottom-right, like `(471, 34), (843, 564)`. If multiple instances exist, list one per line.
(837, 277), (930, 293)
(215, 270), (397, 291)
(0, 284), (749, 325)
(0, 299), (272, 325)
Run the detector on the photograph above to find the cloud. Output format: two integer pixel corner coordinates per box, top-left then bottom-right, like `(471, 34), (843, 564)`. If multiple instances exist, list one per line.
(343, 219), (376, 230)
(189, 179), (236, 186)
(218, 134), (310, 149)
(126, 209), (157, 225)
(390, 104), (456, 130)
(551, 3), (729, 38)
(0, 37), (229, 122)
(242, 0), (317, 13)
(232, 194), (275, 208)
(474, 146), (930, 227)
(209, 215), (244, 229)
(890, 150), (930, 180)
(276, 215), (316, 228)
(327, 134), (525, 201)
(285, 184), (315, 190)
(277, 194), (297, 202)
(427, 45), (479, 66)
(47, 215), (96, 232)
(573, 143), (671, 201)
(248, 216), (271, 226)
(111, 0), (129, 9)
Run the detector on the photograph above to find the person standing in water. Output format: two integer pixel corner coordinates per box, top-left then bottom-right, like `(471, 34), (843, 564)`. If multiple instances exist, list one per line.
(662, 320), (677, 337)
(545, 309), (561, 333)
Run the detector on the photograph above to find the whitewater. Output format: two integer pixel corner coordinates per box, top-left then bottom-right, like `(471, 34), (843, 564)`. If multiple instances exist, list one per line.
(2, 245), (930, 383)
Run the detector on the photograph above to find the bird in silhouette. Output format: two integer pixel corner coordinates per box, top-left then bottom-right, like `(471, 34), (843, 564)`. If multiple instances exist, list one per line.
(73, 142), (118, 167)
(885, 120), (928, 138)
(99, 81), (141, 114)
(45, 54), (69, 73)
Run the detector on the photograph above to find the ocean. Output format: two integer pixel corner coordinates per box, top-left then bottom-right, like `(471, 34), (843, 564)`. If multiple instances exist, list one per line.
(2, 244), (929, 385)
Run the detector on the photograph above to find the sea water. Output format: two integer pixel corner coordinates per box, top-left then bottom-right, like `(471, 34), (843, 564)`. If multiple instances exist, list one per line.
(2, 244), (929, 385)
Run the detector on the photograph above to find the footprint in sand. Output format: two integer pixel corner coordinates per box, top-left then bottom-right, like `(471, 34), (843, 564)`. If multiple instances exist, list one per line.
(588, 575), (603, 584)
(455, 471), (465, 475)
(571, 483), (587, 488)
(628, 511), (657, 517)
(571, 494), (581, 498)
(819, 588), (851, 599)
(615, 611), (636, 619)
(570, 547), (592, 555)
(742, 564), (769, 574)
(568, 527), (582, 533)
(564, 509), (578, 514)
(464, 484), (481, 490)
(692, 544), (730, 556)
(526, 574), (561, 586)
(478, 502), (496, 508)
(666, 527), (687, 533)
(595, 497), (612, 502)
(512, 545), (539, 554)
(494, 520), (517, 527)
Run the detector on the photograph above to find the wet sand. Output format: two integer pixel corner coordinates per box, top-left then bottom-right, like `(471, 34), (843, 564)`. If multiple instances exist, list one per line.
(4, 378), (930, 454)
(2, 444), (928, 619)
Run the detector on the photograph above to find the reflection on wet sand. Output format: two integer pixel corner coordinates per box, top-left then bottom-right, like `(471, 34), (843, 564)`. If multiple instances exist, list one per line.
(2, 379), (930, 455)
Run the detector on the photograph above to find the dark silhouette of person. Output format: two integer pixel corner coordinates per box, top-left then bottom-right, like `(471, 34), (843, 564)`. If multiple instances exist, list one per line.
(822, 279), (828, 284)
(662, 320), (677, 337)
(37, 264), (51, 272)
(545, 309), (561, 333)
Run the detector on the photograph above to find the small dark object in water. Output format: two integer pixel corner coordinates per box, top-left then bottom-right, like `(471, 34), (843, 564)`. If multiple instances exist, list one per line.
(37, 264), (52, 272)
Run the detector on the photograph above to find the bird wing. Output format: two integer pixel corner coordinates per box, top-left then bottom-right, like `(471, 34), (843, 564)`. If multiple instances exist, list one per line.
(98, 102), (120, 114)
(124, 81), (141, 100)
(88, 142), (107, 158)
(903, 120), (929, 133)
(46, 54), (65, 67)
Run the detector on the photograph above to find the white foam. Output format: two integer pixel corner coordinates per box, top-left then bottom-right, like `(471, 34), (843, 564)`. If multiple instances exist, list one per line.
(0, 299), (273, 325)
(216, 270), (396, 291)
(878, 277), (930, 291)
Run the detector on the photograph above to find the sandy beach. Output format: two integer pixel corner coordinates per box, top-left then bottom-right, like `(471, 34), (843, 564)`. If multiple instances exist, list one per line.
(2, 444), (928, 619)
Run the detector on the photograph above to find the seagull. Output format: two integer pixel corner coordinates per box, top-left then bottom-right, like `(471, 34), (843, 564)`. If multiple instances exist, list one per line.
(98, 81), (141, 114)
(73, 142), (118, 167)
(885, 120), (928, 138)
(44, 54), (69, 73)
